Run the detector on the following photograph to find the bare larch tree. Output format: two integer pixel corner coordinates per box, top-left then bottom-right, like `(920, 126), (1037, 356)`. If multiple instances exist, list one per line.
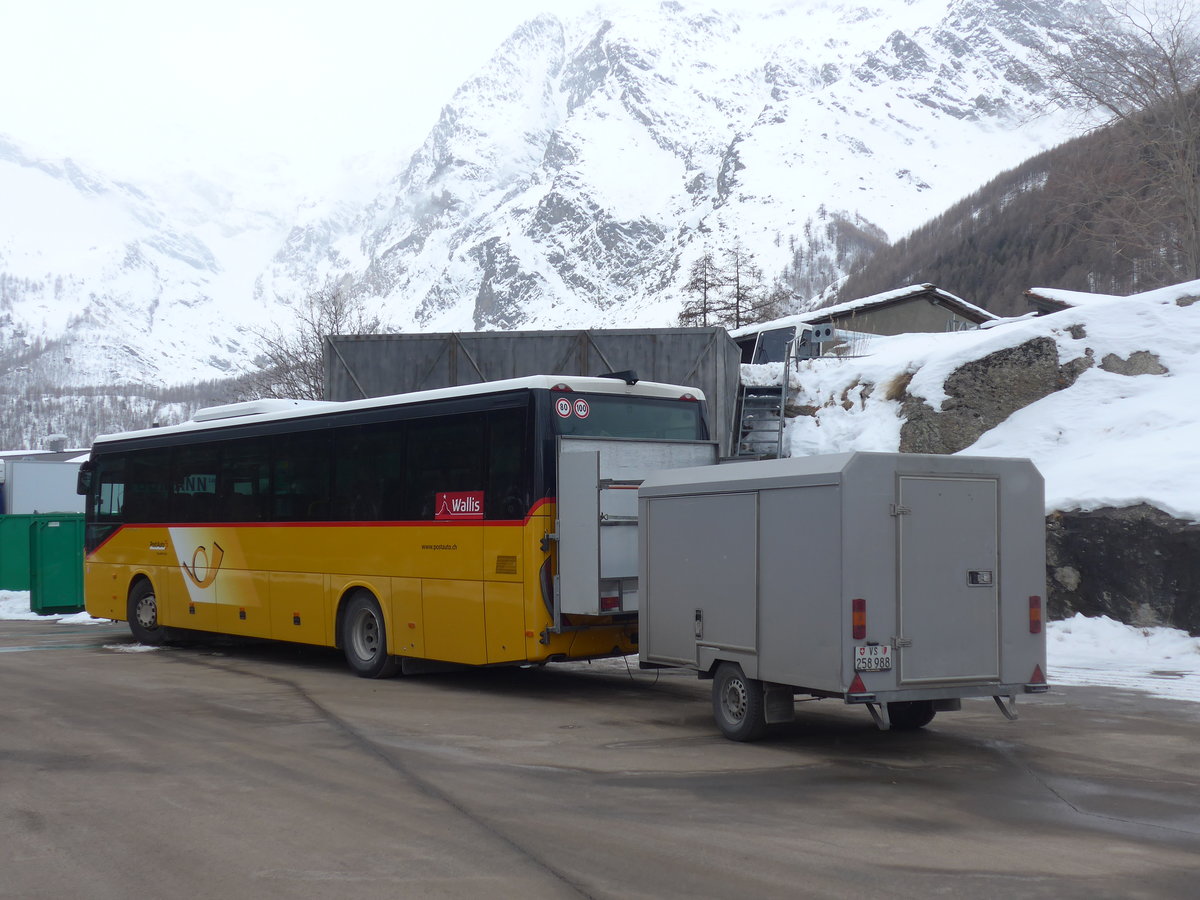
(243, 284), (389, 401)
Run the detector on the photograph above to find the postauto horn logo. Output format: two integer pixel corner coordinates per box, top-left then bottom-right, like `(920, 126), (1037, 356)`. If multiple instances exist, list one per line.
(182, 542), (225, 588)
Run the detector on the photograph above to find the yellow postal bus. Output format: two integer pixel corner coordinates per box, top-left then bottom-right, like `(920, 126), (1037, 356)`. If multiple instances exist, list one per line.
(77, 375), (711, 676)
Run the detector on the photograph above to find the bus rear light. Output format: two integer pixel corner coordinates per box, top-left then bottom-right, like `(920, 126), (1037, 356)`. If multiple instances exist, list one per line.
(678, 392), (698, 401)
(550, 383), (573, 392)
(851, 598), (866, 640)
(1029, 595), (1043, 634)
(600, 595), (620, 612)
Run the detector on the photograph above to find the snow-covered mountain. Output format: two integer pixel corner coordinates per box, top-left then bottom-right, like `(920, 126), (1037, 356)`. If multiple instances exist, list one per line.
(3, 0), (1099, 396)
(0, 135), (299, 387)
(260, 0), (1096, 333)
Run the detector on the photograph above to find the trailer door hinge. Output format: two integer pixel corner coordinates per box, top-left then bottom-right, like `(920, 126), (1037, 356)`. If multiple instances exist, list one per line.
(890, 504), (911, 516)
(891, 636), (913, 649)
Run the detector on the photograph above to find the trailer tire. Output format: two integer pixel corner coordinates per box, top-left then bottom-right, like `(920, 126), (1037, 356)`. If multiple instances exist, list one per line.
(887, 700), (936, 730)
(712, 662), (768, 742)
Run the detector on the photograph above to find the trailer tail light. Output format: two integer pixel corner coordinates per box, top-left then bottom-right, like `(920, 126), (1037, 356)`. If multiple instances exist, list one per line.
(1029, 595), (1043, 634)
(851, 598), (866, 640)
(599, 594), (620, 612)
(848, 674), (867, 694)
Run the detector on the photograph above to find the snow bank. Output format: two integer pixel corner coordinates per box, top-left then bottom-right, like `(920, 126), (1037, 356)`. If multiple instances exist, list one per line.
(1047, 614), (1200, 704)
(0, 590), (107, 624)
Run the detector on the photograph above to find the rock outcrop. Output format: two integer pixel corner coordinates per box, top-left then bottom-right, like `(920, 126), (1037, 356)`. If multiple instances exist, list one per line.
(898, 337), (1091, 453)
(1047, 505), (1200, 636)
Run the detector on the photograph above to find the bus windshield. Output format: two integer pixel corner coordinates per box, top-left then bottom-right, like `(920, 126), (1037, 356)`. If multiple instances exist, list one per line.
(551, 393), (705, 441)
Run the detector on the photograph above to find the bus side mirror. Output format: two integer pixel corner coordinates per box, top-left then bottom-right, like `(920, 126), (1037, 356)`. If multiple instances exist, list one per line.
(76, 460), (95, 496)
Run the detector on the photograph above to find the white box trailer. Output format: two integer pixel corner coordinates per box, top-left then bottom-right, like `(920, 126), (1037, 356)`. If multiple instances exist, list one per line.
(2, 459), (85, 515)
(637, 451), (1048, 739)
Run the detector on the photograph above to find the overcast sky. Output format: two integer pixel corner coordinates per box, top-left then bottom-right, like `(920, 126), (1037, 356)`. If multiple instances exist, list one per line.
(0, 0), (601, 182)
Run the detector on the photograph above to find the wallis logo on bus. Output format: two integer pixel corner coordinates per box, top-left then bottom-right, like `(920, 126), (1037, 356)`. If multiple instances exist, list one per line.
(435, 492), (485, 520)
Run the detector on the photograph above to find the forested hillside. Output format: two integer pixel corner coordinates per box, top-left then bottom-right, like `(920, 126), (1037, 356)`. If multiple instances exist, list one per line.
(833, 8), (1200, 318)
(836, 117), (1195, 315)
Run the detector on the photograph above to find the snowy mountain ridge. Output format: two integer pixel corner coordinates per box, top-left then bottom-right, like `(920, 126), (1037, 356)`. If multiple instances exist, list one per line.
(2, 0), (1100, 396)
(259, 0), (1096, 334)
(0, 135), (297, 388)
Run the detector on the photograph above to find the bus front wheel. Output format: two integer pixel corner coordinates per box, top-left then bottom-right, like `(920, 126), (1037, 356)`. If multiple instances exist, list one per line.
(127, 580), (168, 645)
(341, 592), (400, 679)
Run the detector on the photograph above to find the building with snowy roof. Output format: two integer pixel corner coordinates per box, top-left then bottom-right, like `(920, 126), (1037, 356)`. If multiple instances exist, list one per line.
(730, 284), (998, 363)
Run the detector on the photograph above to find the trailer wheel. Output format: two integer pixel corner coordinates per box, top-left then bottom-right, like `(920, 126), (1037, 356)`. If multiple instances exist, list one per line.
(712, 662), (768, 742)
(887, 700), (936, 730)
(341, 591), (400, 679)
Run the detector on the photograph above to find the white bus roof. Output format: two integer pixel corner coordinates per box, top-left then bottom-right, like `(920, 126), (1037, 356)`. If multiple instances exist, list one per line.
(92, 375), (707, 446)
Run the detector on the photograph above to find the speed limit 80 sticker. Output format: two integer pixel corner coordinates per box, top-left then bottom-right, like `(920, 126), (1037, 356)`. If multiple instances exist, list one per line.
(555, 397), (590, 419)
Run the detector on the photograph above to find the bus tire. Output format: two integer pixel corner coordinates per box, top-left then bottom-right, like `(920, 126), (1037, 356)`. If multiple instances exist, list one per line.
(712, 662), (768, 742)
(127, 579), (169, 645)
(887, 700), (936, 730)
(341, 592), (400, 679)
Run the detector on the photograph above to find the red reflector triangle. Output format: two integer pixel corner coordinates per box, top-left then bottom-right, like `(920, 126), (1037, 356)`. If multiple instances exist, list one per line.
(1030, 664), (1046, 684)
(849, 674), (867, 694)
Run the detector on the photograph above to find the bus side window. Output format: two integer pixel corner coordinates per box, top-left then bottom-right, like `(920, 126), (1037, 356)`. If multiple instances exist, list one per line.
(332, 421), (404, 521)
(171, 443), (220, 523)
(93, 456), (126, 521)
(403, 415), (484, 520)
(271, 431), (332, 522)
(486, 407), (529, 520)
(124, 449), (170, 523)
(220, 438), (268, 523)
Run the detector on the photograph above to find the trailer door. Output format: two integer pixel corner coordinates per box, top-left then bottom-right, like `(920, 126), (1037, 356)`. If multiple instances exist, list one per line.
(897, 476), (999, 683)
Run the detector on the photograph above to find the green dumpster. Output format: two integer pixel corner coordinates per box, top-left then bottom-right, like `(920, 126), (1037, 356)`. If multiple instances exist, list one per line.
(29, 515), (86, 614)
(0, 514), (42, 591)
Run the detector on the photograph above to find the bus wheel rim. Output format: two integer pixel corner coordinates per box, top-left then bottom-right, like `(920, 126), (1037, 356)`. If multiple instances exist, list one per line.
(135, 594), (158, 629)
(350, 609), (381, 660)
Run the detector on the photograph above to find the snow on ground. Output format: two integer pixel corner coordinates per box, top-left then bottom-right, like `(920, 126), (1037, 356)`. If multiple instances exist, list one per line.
(3, 590), (1196, 704)
(0, 590), (106, 624)
(1047, 614), (1200, 704)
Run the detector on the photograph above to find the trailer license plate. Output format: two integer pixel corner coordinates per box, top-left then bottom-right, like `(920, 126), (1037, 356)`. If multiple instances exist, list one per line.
(854, 645), (892, 671)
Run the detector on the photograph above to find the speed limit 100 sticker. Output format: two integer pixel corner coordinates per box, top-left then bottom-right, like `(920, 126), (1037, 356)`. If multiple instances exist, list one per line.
(555, 396), (591, 419)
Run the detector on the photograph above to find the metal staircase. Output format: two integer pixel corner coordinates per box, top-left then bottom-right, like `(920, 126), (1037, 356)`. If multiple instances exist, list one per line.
(733, 341), (794, 459)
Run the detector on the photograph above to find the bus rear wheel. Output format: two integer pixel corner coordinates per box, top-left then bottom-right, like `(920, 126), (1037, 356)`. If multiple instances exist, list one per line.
(341, 592), (400, 679)
(127, 580), (168, 645)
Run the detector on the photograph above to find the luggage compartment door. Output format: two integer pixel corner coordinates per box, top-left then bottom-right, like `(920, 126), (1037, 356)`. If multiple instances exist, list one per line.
(897, 476), (999, 683)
